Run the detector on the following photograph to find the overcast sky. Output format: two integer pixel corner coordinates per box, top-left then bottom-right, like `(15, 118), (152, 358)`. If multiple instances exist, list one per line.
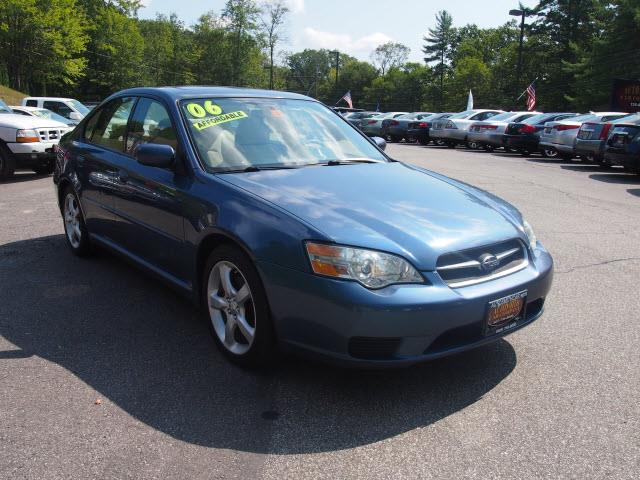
(139, 0), (537, 63)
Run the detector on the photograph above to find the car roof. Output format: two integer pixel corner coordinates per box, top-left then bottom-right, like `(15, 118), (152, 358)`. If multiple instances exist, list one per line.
(107, 86), (313, 104)
(24, 97), (75, 101)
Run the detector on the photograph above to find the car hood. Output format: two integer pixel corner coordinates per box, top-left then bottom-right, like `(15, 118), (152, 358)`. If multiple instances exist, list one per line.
(0, 113), (68, 129)
(220, 162), (525, 270)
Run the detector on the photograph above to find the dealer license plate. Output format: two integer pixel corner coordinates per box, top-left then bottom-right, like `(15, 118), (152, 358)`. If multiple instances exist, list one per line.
(485, 290), (527, 336)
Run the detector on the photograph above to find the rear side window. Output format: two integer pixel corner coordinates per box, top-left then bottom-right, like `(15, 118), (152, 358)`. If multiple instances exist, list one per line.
(89, 97), (136, 152)
(601, 114), (627, 122)
(126, 98), (178, 154)
(25, 99), (37, 107)
(44, 101), (73, 119)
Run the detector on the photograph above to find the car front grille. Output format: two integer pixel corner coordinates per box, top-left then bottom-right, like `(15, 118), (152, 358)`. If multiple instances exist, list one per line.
(436, 239), (528, 288)
(38, 129), (66, 142)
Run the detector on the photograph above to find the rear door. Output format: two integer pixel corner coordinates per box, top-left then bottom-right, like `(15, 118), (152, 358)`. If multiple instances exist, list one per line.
(73, 97), (136, 238)
(108, 97), (189, 281)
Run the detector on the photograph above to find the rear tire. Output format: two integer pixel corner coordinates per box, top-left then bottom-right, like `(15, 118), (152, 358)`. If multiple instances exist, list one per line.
(61, 187), (92, 257)
(541, 147), (558, 158)
(202, 245), (274, 367)
(0, 144), (16, 181)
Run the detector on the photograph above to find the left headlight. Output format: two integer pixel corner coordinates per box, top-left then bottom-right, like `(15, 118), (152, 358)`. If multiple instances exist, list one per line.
(522, 220), (537, 251)
(305, 242), (424, 289)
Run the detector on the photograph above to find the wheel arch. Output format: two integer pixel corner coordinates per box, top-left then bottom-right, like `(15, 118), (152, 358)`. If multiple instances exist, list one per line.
(194, 230), (260, 302)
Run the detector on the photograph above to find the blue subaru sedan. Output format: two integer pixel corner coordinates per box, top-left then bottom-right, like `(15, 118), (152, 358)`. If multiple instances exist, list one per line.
(53, 87), (553, 367)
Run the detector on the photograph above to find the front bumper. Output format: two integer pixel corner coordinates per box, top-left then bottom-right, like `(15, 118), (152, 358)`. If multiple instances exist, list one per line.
(258, 244), (553, 367)
(6, 142), (56, 167)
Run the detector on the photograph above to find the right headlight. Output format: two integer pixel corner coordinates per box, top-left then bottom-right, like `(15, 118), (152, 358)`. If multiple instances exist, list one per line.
(305, 242), (424, 289)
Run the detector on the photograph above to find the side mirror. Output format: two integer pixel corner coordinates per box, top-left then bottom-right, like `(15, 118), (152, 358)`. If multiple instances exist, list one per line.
(372, 136), (387, 151)
(69, 111), (83, 121)
(134, 143), (175, 168)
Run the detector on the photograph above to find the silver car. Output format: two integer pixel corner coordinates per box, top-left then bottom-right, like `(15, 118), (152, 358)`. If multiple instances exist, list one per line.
(467, 111), (539, 150)
(359, 111), (408, 137)
(538, 112), (628, 159)
(431, 109), (504, 147)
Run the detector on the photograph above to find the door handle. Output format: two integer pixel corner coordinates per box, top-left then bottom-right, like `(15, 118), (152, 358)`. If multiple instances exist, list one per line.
(117, 170), (129, 183)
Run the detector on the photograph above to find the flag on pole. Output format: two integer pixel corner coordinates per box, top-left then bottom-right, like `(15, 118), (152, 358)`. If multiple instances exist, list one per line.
(526, 82), (536, 111)
(337, 91), (353, 109)
(466, 90), (474, 110)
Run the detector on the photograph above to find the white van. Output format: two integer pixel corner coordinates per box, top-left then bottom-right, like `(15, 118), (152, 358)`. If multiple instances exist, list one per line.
(21, 97), (90, 122)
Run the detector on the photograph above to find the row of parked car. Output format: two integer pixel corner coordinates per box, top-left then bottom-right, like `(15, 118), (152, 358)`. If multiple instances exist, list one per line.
(0, 96), (91, 179)
(342, 109), (640, 173)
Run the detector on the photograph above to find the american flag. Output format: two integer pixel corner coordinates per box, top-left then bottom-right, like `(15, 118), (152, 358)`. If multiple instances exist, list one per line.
(338, 90), (353, 109)
(526, 83), (536, 111)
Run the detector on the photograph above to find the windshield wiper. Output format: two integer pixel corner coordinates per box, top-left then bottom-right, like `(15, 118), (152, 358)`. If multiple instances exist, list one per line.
(325, 158), (383, 166)
(218, 165), (305, 174)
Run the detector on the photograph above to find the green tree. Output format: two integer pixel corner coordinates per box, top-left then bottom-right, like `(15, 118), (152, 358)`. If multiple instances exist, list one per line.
(0, 0), (88, 94)
(371, 42), (410, 75)
(79, 3), (144, 98)
(222, 0), (262, 85)
(260, 0), (289, 90)
(422, 10), (455, 110)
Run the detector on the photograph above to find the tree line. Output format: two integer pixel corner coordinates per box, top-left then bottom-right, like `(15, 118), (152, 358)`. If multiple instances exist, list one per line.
(0, 0), (638, 112)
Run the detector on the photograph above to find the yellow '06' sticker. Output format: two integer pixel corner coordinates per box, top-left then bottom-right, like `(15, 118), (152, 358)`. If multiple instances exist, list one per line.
(192, 111), (248, 131)
(186, 100), (223, 118)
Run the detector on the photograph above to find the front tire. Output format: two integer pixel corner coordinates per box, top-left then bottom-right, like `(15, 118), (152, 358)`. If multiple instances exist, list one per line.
(62, 187), (92, 256)
(202, 245), (274, 367)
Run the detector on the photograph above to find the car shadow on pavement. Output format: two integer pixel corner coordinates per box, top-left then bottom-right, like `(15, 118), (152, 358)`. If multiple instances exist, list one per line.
(560, 164), (601, 172)
(628, 189), (640, 197)
(588, 173), (640, 185)
(0, 235), (517, 454)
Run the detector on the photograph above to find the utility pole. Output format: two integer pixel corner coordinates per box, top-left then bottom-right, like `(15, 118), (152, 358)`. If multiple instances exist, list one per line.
(334, 50), (340, 89)
(509, 7), (531, 105)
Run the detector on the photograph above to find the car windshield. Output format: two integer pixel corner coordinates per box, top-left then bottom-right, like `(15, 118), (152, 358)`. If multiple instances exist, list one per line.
(449, 110), (475, 119)
(30, 108), (71, 123)
(0, 99), (11, 113)
(523, 113), (564, 124)
(181, 97), (387, 173)
(487, 112), (518, 122)
(69, 99), (90, 115)
(613, 113), (640, 124)
(565, 113), (597, 123)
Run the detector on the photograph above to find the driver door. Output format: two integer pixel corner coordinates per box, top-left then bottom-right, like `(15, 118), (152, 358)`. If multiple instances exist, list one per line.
(108, 97), (190, 282)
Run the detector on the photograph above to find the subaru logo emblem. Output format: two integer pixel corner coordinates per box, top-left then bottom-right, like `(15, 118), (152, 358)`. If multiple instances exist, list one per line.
(479, 253), (500, 271)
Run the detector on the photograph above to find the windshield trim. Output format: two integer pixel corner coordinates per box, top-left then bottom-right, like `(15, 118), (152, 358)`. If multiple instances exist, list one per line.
(178, 96), (392, 174)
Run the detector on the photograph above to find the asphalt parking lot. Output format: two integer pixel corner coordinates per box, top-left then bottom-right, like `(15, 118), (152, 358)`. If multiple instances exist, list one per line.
(1, 144), (639, 479)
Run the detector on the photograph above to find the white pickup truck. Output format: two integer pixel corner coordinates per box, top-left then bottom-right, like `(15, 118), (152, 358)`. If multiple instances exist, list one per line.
(0, 98), (71, 180)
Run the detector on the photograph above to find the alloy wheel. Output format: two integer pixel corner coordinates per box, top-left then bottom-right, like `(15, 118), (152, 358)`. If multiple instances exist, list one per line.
(64, 193), (82, 249)
(207, 261), (256, 355)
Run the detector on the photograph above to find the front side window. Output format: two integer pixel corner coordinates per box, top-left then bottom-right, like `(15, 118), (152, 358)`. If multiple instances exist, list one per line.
(127, 98), (178, 153)
(44, 101), (73, 118)
(88, 97), (135, 152)
(181, 97), (387, 172)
